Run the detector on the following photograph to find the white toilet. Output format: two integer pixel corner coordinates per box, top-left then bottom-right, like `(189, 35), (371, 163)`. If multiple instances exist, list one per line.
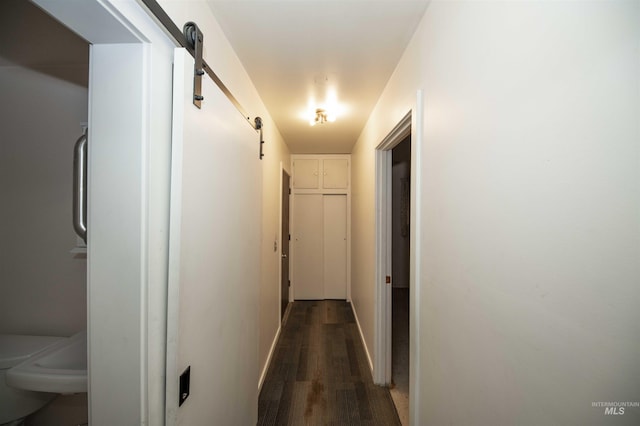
(0, 334), (65, 425)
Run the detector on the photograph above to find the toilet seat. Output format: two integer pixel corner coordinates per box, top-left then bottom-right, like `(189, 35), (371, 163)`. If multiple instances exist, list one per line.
(0, 334), (65, 424)
(0, 335), (65, 369)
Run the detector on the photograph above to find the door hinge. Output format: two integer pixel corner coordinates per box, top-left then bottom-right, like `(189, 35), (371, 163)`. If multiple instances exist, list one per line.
(288, 234), (291, 241)
(288, 280), (291, 287)
(386, 276), (391, 284)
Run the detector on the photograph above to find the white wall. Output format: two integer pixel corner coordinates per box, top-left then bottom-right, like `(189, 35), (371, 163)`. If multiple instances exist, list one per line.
(259, 126), (291, 384)
(0, 65), (88, 336)
(351, 1), (640, 425)
(0, 0), (88, 339)
(0, 62), (90, 426)
(157, 0), (291, 396)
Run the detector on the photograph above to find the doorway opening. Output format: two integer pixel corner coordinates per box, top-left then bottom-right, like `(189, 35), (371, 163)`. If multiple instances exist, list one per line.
(374, 109), (415, 426)
(23, 0), (175, 423)
(0, 1), (89, 424)
(390, 135), (411, 423)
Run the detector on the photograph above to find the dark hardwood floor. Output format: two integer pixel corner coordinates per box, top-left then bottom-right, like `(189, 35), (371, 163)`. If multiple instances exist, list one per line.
(258, 300), (401, 426)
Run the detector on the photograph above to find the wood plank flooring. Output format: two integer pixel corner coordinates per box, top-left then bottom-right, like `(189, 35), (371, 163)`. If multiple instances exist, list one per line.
(258, 300), (401, 426)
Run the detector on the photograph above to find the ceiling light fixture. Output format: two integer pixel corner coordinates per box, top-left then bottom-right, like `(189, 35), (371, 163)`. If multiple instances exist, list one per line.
(310, 108), (336, 126)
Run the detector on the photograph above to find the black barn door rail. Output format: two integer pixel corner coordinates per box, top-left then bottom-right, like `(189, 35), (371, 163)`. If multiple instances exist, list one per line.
(140, 0), (262, 136)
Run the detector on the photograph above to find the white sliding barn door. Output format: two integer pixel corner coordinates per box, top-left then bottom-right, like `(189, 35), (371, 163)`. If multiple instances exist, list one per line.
(166, 49), (261, 425)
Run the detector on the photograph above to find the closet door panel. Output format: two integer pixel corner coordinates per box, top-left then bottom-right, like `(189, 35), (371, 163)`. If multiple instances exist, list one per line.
(323, 195), (347, 299)
(322, 158), (349, 189)
(292, 159), (319, 189)
(292, 194), (323, 299)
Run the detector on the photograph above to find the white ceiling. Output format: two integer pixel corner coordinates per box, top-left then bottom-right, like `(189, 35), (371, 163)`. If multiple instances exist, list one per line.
(207, 0), (429, 154)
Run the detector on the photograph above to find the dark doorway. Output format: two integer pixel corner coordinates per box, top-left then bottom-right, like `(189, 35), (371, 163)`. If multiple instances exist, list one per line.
(281, 171), (291, 319)
(390, 135), (410, 422)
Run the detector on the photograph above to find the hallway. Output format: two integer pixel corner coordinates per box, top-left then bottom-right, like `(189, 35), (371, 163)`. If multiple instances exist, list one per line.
(258, 301), (401, 425)
(19, 1), (638, 424)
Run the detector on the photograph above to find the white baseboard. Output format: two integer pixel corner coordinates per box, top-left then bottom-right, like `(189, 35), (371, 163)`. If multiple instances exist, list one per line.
(349, 301), (374, 373)
(258, 324), (281, 392)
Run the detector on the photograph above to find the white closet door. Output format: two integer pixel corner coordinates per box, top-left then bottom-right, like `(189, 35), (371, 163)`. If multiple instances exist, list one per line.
(292, 194), (323, 299)
(166, 49), (261, 426)
(323, 195), (347, 299)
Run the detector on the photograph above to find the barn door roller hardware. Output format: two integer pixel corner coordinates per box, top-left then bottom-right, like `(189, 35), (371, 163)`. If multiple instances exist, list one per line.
(254, 117), (265, 160)
(183, 22), (204, 108)
(139, 0), (260, 128)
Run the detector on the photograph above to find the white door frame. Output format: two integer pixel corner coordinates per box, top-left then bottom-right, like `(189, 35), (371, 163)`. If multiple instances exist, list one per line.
(30, 1), (175, 424)
(374, 90), (423, 425)
(374, 111), (411, 385)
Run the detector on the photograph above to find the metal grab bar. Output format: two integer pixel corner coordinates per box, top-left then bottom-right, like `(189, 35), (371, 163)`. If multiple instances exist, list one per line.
(73, 132), (87, 244)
